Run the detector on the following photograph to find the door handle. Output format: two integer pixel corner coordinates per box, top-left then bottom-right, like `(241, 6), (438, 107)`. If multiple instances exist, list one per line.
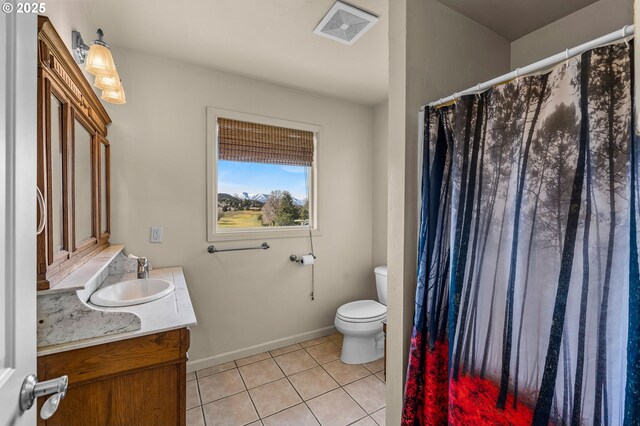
(19, 374), (68, 420)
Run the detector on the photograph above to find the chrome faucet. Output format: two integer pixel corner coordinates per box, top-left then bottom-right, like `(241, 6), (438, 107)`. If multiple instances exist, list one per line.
(137, 257), (149, 279)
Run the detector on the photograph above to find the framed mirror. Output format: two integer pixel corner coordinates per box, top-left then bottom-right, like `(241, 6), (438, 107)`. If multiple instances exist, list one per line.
(37, 16), (112, 290)
(73, 115), (95, 250)
(99, 138), (110, 240)
(47, 91), (68, 263)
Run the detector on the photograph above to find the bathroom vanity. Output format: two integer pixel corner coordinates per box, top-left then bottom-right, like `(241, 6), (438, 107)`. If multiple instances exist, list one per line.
(37, 328), (190, 426)
(36, 246), (197, 425)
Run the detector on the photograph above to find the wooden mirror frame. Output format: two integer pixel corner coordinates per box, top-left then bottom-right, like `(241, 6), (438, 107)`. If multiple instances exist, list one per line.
(98, 137), (111, 244)
(37, 16), (112, 290)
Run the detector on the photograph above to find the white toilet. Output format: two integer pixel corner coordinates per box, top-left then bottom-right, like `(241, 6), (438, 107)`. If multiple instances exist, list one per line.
(334, 266), (387, 364)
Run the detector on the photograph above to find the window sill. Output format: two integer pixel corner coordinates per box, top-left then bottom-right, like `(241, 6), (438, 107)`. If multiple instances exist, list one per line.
(208, 228), (322, 242)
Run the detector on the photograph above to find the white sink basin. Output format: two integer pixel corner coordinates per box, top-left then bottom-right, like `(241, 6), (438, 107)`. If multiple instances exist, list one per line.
(90, 278), (175, 307)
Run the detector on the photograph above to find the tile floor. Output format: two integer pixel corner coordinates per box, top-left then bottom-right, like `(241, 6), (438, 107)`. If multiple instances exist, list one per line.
(186, 333), (386, 426)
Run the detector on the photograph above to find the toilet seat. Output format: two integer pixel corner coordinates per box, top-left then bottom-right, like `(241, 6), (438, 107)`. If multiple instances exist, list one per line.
(337, 300), (386, 323)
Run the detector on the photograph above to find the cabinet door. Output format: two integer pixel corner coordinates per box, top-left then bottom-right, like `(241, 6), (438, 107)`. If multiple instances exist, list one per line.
(37, 329), (189, 426)
(43, 365), (183, 426)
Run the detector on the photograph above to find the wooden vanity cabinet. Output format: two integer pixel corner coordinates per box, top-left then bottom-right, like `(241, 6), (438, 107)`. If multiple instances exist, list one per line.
(36, 16), (113, 290)
(37, 328), (190, 426)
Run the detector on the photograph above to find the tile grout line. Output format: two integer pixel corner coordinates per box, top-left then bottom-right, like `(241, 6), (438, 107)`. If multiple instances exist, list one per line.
(200, 404), (207, 426)
(267, 349), (323, 425)
(302, 340), (342, 366)
(198, 369), (250, 405)
(283, 354), (344, 403)
(234, 365), (262, 425)
(194, 335), (376, 425)
(317, 359), (372, 387)
(371, 407), (385, 426)
(346, 415), (370, 426)
(196, 363), (236, 379)
(197, 353), (282, 414)
(194, 374), (204, 412)
(192, 374), (207, 426)
(248, 343), (339, 421)
(314, 357), (383, 420)
(234, 350), (274, 368)
(279, 367), (321, 424)
(342, 379), (377, 421)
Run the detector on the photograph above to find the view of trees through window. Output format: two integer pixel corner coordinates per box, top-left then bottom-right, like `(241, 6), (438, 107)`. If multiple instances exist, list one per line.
(217, 160), (310, 229)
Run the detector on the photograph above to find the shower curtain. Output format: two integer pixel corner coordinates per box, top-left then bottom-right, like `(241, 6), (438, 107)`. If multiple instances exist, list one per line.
(402, 43), (639, 425)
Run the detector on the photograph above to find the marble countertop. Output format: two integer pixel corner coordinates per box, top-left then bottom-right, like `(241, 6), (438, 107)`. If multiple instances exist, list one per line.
(37, 266), (197, 356)
(38, 244), (125, 295)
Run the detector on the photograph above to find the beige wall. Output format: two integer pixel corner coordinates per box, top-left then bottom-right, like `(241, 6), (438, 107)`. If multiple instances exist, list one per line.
(372, 100), (389, 268)
(386, 1), (510, 423)
(103, 48), (377, 366)
(44, 5), (379, 370)
(43, 2), (97, 84)
(511, 0), (633, 68)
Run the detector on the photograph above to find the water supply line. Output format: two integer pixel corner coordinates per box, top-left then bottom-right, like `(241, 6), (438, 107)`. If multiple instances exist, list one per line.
(288, 168), (317, 300)
(307, 165), (316, 300)
(309, 223), (315, 300)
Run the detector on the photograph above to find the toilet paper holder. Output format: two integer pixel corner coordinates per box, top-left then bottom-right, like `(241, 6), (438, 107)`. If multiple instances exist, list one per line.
(290, 253), (316, 263)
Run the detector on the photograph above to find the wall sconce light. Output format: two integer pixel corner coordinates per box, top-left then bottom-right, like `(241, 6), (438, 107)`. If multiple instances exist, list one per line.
(94, 71), (120, 91)
(101, 81), (126, 104)
(72, 29), (126, 104)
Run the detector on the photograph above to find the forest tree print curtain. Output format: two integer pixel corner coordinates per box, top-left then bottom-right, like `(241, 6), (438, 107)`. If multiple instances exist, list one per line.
(402, 43), (639, 425)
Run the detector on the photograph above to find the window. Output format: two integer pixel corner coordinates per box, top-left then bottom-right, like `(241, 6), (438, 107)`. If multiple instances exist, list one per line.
(207, 108), (319, 240)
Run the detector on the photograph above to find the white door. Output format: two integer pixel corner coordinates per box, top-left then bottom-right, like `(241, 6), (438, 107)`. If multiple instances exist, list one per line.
(0, 8), (38, 426)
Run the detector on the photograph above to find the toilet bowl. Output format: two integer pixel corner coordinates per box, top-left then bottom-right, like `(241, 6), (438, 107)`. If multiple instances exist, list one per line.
(334, 266), (387, 364)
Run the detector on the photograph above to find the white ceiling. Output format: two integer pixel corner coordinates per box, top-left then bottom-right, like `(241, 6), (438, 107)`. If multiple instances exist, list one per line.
(68, 0), (601, 106)
(438, 0), (599, 41)
(78, 0), (389, 106)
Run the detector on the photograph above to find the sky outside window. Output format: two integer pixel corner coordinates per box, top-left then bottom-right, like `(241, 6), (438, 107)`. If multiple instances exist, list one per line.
(218, 160), (308, 200)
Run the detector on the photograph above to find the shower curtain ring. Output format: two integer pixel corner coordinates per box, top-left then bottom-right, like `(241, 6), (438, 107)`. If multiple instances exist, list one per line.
(515, 68), (520, 82)
(622, 25), (630, 38)
(565, 48), (570, 60)
(622, 25), (631, 47)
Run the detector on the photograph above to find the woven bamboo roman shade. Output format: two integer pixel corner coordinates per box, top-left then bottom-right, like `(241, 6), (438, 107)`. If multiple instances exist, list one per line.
(218, 118), (314, 167)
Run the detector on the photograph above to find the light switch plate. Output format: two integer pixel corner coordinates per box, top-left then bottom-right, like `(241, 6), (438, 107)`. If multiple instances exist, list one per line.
(150, 226), (163, 243)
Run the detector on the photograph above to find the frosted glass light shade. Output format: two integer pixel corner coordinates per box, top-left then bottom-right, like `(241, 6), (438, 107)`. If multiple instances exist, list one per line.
(85, 43), (116, 76)
(101, 82), (126, 104)
(94, 71), (120, 91)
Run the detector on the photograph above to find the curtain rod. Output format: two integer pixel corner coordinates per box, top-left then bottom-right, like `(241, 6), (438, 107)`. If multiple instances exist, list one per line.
(422, 24), (634, 110)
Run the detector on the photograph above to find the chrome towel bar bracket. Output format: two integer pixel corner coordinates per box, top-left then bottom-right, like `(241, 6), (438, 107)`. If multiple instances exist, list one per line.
(207, 242), (270, 253)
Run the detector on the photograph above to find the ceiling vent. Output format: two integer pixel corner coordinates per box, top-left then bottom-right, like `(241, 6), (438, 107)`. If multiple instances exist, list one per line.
(313, 1), (379, 45)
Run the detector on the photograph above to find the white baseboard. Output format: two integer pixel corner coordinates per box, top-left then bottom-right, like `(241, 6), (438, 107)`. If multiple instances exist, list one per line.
(187, 325), (337, 373)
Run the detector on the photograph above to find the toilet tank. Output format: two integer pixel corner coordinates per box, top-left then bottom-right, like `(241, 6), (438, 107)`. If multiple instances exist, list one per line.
(374, 266), (388, 305)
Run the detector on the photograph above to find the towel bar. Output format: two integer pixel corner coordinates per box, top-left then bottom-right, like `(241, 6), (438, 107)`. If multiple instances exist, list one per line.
(207, 242), (270, 253)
